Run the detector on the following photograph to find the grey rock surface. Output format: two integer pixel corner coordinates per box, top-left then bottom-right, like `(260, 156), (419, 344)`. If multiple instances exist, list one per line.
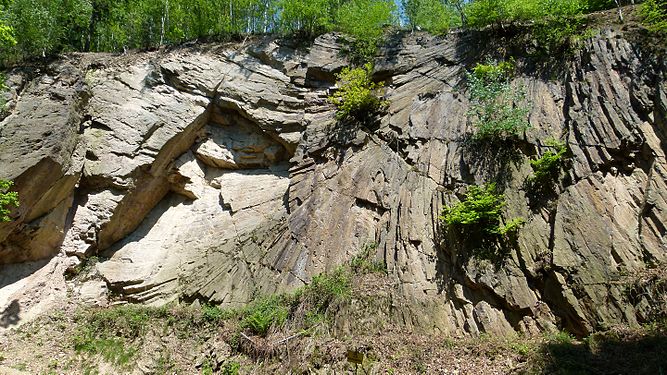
(0, 30), (665, 336)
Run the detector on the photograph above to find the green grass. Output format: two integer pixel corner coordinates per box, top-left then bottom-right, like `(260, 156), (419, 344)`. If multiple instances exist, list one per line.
(65, 257), (366, 374)
(71, 303), (237, 370)
(241, 295), (291, 336)
(73, 336), (137, 367)
(240, 266), (352, 336)
(222, 360), (241, 375)
(526, 324), (667, 374)
(350, 242), (387, 274)
(71, 305), (166, 368)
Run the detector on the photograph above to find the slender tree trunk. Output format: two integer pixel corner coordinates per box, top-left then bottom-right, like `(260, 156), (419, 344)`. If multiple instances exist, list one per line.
(614, 0), (624, 22)
(160, 0), (169, 46)
(85, 13), (94, 52)
(456, 4), (466, 27)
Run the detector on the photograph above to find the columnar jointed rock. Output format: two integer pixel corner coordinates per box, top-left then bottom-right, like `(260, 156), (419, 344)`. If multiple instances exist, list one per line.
(0, 30), (665, 336)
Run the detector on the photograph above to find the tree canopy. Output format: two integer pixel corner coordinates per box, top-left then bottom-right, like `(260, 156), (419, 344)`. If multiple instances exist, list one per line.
(0, 0), (638, 65)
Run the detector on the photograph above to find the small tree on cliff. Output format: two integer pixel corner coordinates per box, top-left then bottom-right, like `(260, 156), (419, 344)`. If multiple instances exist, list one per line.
(0, 180), (19, 222)
(440, 183), (525, 259)
(466, 60), (530, 141)
(328, 63), (388, 122)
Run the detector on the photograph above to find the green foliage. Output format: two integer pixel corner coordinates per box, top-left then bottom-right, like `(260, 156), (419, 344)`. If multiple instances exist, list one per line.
(222, 361), (241, 375)
(533, 0), (586, 52)
(0, 179), (19, 222)
(510, 341), (534, 356)
(546, 330), (576, 345)
(496, 217), (526, 236)
(240, 295), (290, 335)
(0, 0), (632, 65)
(6, 0), (57, 57)
(585, 0), (616, 11)
(402, 0), (455, 34)
(279, 0), (331, 36)
(336, 0), (396, 62)
(0, 23), (16, 49)
(526, 140), (568, 192)
(466, 60), (529, 141)
(472, 59), (515, 80)
(642, 0), (667, 33)
(201, 303), (229, 322)
(440, 183), (525, 254)
(328, 63), (388, 121)
(464, 0), (587, 52)
(350, 242), (386, 274)
(464, 0), (584, 28)
(301, 266), (351, 311)
(240, 266), (351, 336)
(5, 0), (92, 58)
(440, 183), (505, 230)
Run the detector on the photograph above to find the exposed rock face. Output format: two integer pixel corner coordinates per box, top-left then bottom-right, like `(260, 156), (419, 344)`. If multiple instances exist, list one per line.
(0, 30), (665, 336)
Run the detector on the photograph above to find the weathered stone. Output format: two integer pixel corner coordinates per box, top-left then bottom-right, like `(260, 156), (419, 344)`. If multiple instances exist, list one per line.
(1, 29), (666, 337)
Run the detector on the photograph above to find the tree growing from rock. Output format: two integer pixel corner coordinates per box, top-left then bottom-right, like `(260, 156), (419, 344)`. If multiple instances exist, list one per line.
(328, 63), (388, 121)
(0, 180), (19, 222)
(466, 60), (530, 141)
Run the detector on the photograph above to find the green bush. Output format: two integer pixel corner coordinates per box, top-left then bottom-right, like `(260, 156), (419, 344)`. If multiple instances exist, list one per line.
(240, 266), (351, 336)
(241, 295), (290, 336)
(441, 183), (503, 230)
(466, 60), (530, 141)
(328, 63), (388, 121)
(642, 0), (667, 33)
(440, 183), (524, 239)
(546, 330), (575, 345)
(0, 180), (19, 222)
(526, 140), (568, 192)
(336, 0), (396, 63)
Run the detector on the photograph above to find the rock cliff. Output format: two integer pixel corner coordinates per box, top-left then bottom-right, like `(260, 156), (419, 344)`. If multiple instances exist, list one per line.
(0, 29), (665, 337)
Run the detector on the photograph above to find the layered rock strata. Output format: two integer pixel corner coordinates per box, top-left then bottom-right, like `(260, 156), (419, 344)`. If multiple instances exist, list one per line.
(0, 30), (665, 336)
